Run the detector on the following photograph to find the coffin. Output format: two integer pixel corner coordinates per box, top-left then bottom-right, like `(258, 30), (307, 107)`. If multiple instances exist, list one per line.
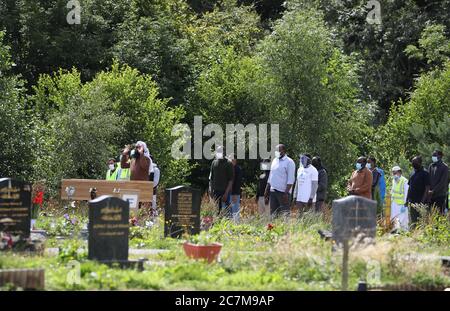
(60, 179), (153, 203)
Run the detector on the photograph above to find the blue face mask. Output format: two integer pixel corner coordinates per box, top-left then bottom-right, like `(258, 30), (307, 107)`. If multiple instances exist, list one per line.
(356, 163), (362, 170)
(367, 163), (372, 169)
(393, 175), (400, 181)
(432, 156), (439, 163)
(300, 155), (310, 167)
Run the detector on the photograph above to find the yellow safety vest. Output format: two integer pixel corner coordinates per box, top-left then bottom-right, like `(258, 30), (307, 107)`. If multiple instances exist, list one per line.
(116, 162), (130, 181)
(106, 168), (118, 181)
(391, 176), (407, 205)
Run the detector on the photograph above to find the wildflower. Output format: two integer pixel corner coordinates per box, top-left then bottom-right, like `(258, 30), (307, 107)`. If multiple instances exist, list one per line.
(267, 223), (274, 230)
(32, 191), (44, 206)
(63, 213), (70, 220)
(129, 217), (138, 226)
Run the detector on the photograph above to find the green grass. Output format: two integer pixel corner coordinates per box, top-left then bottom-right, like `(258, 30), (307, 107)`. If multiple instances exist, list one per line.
(1, 205), (449, 290)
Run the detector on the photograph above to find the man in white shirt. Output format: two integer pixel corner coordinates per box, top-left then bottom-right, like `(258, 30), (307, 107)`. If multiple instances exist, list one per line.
(293, 154), (318, 215)
(264, 144), (296, 216)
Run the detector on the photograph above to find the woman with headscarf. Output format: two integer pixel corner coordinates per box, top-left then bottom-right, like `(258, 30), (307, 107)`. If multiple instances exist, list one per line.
(120, 141), (152, 181)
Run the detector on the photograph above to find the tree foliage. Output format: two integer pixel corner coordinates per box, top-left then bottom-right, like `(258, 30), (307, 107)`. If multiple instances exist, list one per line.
(256, 7), (370, 198)
(0, 31), (33, 180)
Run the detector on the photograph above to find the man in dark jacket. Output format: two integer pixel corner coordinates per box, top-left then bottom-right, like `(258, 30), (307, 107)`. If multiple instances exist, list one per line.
(312, 156), (328, 212)
(428, 150), (449, 214)
(209, 146), (234, 215)
(407, 156), (430, 227)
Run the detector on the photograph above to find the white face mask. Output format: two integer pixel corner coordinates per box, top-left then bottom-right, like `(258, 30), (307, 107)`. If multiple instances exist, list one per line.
(216, 152), (223, 159)
(260, 163), (270, 171)
(274, 151), (281, 159)
(108, 164), (115, 170)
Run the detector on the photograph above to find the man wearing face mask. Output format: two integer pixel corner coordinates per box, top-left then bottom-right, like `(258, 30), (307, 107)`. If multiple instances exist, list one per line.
(120, 141), (152, 181)
(407, 156), (430, 227)
(390, 166), (409, 231)
(347, 157), (373, 199)
(293, 154), (318, 215)
(367, 157), (382, 213)
(256, 159), (271, 217)
(427, 150), (449, 214)
(312, 156), (328, 213)
(106, 158), (118, 180)
(209, 146), (234, 215)
(264, 144), (296, 216)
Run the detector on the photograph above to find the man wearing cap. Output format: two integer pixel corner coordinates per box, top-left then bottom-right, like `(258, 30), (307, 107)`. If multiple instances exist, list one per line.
(390, 166), (409, 231)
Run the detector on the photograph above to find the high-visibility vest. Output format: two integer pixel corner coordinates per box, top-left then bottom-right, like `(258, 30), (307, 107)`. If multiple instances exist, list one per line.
(106, 168), (118, 181)
(116, 162), (131, 181)
(391, 176), (408, 205)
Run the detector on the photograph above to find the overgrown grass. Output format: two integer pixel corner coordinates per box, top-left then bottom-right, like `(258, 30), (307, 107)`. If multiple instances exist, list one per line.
(1, 199), (449, 290)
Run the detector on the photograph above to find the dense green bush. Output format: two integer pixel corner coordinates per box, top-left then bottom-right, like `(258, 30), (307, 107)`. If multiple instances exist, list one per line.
(0, 31), (34, 180)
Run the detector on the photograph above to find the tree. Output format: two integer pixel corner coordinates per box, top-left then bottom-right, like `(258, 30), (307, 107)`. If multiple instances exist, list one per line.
(31, 69), (123, 193)
(373, 61), (450, 169)
(256, 7), (370, 198)
(287, 0), (450, 120)
(30, 62), (192, 190)
(0, 0), (131, 86)
(0, 31), (33, 180)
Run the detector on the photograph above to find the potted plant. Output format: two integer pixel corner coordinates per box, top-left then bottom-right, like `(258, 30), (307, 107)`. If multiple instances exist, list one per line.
(183, 231), (222, 263)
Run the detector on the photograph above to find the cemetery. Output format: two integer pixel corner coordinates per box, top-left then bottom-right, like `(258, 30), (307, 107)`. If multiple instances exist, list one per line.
(1, 0), (449, 296)
(0, 178), (449, 291)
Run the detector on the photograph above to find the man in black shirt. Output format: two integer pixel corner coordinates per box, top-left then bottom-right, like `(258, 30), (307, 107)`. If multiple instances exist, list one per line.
(209, 146), (234, 215)
(428, 150), (449, 214)
(407, 156), (430, 227)
(312, 156), (328, 213)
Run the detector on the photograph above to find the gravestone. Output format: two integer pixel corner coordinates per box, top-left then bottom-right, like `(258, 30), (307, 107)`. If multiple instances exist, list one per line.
(0, 178), (31, 239)
(164, 186), (201, 238)
(332, 195), (377, 245)
(88, 195), (129, 261)
(332, 195), (377, 290)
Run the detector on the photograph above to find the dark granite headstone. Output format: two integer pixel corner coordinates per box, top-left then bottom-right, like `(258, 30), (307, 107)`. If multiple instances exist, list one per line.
(0, 178), (31, 238)
(88, 195), (129, 261)
(332, 195), (377, 244)
(164, 185), (201, 238)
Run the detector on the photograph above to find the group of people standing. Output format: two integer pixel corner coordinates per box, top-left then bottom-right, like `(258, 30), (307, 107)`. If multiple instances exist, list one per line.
(209, 144), (449, 230)
(105, 141), (160, 209)
(347, 150), (449, 231)
(209, 144), (329, 220)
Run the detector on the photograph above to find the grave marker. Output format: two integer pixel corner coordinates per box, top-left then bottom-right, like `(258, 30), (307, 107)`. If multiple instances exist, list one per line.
(0, 178), (31, 239)
(88, 195), (129, 261)
(164, 186), (201, 238)
(332, 195), (377, 290)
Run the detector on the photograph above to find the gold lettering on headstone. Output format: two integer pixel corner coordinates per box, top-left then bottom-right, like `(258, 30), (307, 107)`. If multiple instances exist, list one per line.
(100, 206), (123, 222)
